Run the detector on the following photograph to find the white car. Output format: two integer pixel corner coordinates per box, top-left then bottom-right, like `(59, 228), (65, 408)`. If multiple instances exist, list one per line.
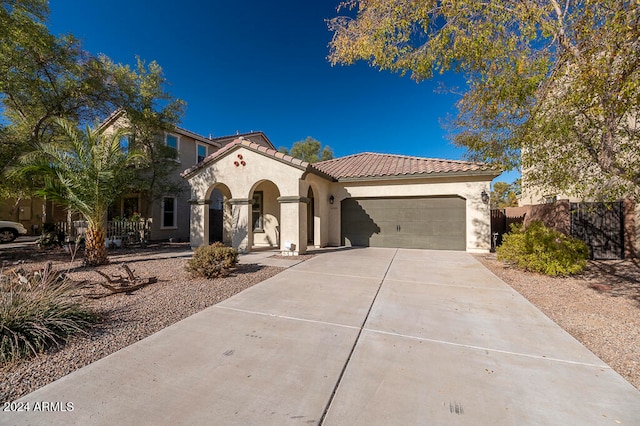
(0, 220), (28, 243)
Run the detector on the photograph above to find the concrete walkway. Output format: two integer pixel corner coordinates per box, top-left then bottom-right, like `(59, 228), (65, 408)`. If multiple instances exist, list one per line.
(4, 248), (640, 425)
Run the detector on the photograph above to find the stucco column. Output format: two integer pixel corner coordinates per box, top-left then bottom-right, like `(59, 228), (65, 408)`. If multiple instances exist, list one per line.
(229, 198), (251, 253)
(188, 198), (210, 248)
(278, 196), (308, 255)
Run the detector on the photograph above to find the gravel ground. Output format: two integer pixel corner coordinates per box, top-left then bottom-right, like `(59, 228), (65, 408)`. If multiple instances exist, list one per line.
(475, 253), (640, 391)
(1, 244), (285, 404)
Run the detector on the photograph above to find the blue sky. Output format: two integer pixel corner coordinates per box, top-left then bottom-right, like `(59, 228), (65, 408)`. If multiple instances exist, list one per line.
(49, 0), (516, 182)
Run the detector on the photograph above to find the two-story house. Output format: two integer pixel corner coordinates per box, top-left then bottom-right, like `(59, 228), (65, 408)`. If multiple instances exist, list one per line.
(101, 110), (275, 242)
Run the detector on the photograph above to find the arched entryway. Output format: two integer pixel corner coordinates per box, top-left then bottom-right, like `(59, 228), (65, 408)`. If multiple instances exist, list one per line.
(249, 180), (281, 249)
(206, 184), (232, 246)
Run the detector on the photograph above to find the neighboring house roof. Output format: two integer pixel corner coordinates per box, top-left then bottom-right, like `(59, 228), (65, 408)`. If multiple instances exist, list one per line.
(174, 126), (223, 148)
(312, 152), (499, 181)
(208, 131), (274, 148)
(99, 109), (276, 151)
(182, 141), (499, 182)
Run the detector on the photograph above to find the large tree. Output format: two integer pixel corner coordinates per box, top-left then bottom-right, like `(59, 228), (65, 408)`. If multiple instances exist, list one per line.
(491, 180), (521, 209)
(106, 57), (186, 218)
(328, 1), (640, 201)
(0, 1), (184, 210)
(1, 1), (122, 173)
(278, 136), (334, 163)
(13, 119), (141, 265)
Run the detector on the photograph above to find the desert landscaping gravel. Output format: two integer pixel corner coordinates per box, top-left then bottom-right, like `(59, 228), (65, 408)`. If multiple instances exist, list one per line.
(1, 244), (285, 404)
(2, 245), (639, 404)
(475, 253), (640, 391)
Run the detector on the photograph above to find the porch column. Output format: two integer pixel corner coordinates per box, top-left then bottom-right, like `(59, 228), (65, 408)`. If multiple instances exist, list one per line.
(228, 198), (251, 253)
(188, 198), (210, 248)
(278, 196), (308, 255)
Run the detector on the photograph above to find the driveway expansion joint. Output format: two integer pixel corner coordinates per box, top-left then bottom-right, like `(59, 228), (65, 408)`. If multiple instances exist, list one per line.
(365, 328), (612, 369)
(213, 305), (360, 331)
(318, 248), (399, 425)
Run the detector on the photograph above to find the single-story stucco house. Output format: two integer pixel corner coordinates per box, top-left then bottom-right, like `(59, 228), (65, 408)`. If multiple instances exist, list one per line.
(181, 137), (500, 255)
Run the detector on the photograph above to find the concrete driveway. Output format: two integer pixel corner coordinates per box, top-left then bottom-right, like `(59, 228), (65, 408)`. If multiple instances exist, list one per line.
(4, 248), (640, 425)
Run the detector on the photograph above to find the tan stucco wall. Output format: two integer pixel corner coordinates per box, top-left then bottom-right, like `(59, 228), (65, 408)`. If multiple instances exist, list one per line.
(189, 147), (304, 201)
(327, 176), (493, 252)
(300, 174), (332, 247)
(0, 198), (46, 235)
(187, 146), (311, 252)
(186, 147), (493, 253)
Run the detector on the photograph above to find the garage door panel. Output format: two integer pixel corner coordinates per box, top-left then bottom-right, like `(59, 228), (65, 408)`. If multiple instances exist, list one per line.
(341, 197), (466, 250)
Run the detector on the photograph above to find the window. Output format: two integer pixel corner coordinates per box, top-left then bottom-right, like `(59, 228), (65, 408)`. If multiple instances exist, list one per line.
(197, 144), (207, 163)
(165, 133), (179, 150)
(252, 191), (263, 232)
(119, 136), (129, 154)
(162, 197), (177, 228)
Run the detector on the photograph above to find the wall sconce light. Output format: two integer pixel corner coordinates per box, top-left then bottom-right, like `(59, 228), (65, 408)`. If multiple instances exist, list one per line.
(234, 161), (239, 167)
(237, 154), (243, 160)
(481, 190), (489, 204)
(329, 195), (335, 205)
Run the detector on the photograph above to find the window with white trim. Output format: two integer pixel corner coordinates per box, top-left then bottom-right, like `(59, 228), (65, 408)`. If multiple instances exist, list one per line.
(161, 196), (177, 228)
(164, 133), (180, 163)
(165, 133), (179, 150)
(197, 143), (207, 163)
(252, 191), (263, 232)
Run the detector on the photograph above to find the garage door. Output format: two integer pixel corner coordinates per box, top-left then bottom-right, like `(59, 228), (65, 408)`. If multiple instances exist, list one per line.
(341, 196), (466, 250)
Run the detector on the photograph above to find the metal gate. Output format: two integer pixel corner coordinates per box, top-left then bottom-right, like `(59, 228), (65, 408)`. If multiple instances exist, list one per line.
(570, 202), (624, 260)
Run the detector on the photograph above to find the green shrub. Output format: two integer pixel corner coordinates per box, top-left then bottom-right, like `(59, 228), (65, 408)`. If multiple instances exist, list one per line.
(0, 269), (97, 364)
(186, 242), (239, 279)
(496, 221), (589, 276)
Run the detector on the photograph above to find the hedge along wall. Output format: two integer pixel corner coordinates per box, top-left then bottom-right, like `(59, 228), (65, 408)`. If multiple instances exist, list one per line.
(503, 199), (637, 259)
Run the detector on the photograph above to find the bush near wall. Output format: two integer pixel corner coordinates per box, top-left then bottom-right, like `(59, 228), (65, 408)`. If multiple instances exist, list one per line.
(496, 221), (589, 276)
(185, 242), (239, 279)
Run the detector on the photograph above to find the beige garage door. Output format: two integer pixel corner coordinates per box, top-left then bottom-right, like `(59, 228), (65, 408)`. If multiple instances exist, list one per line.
(340, 196), (466, 250)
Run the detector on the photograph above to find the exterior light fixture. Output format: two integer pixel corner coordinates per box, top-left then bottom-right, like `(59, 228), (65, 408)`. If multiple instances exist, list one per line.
(329, 195), (335, 205)
(481, 190), (489, 204)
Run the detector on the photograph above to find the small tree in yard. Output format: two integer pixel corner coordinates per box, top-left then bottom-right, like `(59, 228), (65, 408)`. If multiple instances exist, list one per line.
(12, 119), (142, 266)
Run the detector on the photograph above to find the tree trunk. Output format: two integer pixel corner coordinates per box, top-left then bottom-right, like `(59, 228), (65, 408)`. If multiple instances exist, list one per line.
(85, 224), (108, 266)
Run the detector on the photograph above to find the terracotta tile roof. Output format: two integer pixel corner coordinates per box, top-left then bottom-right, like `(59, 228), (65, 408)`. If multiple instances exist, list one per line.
(183, 143), (498, 181)
(181, 138), (309, 178)
(311, 152), (496, 180)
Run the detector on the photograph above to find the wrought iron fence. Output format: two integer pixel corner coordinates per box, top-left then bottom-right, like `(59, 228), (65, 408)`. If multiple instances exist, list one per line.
(53, 219), (152, 245)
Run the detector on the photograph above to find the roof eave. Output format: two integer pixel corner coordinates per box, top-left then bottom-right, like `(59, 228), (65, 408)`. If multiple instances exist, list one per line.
(304, 166), (338, 182)
(175, 127), (222, 147)
(181, 140), (309, 179)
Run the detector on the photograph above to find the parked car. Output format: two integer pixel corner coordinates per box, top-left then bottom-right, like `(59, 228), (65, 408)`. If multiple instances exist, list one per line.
(0, 220), (28, 243)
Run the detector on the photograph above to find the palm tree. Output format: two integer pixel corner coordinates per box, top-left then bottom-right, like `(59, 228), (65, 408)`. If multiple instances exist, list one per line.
(14, 118), (142, 265)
